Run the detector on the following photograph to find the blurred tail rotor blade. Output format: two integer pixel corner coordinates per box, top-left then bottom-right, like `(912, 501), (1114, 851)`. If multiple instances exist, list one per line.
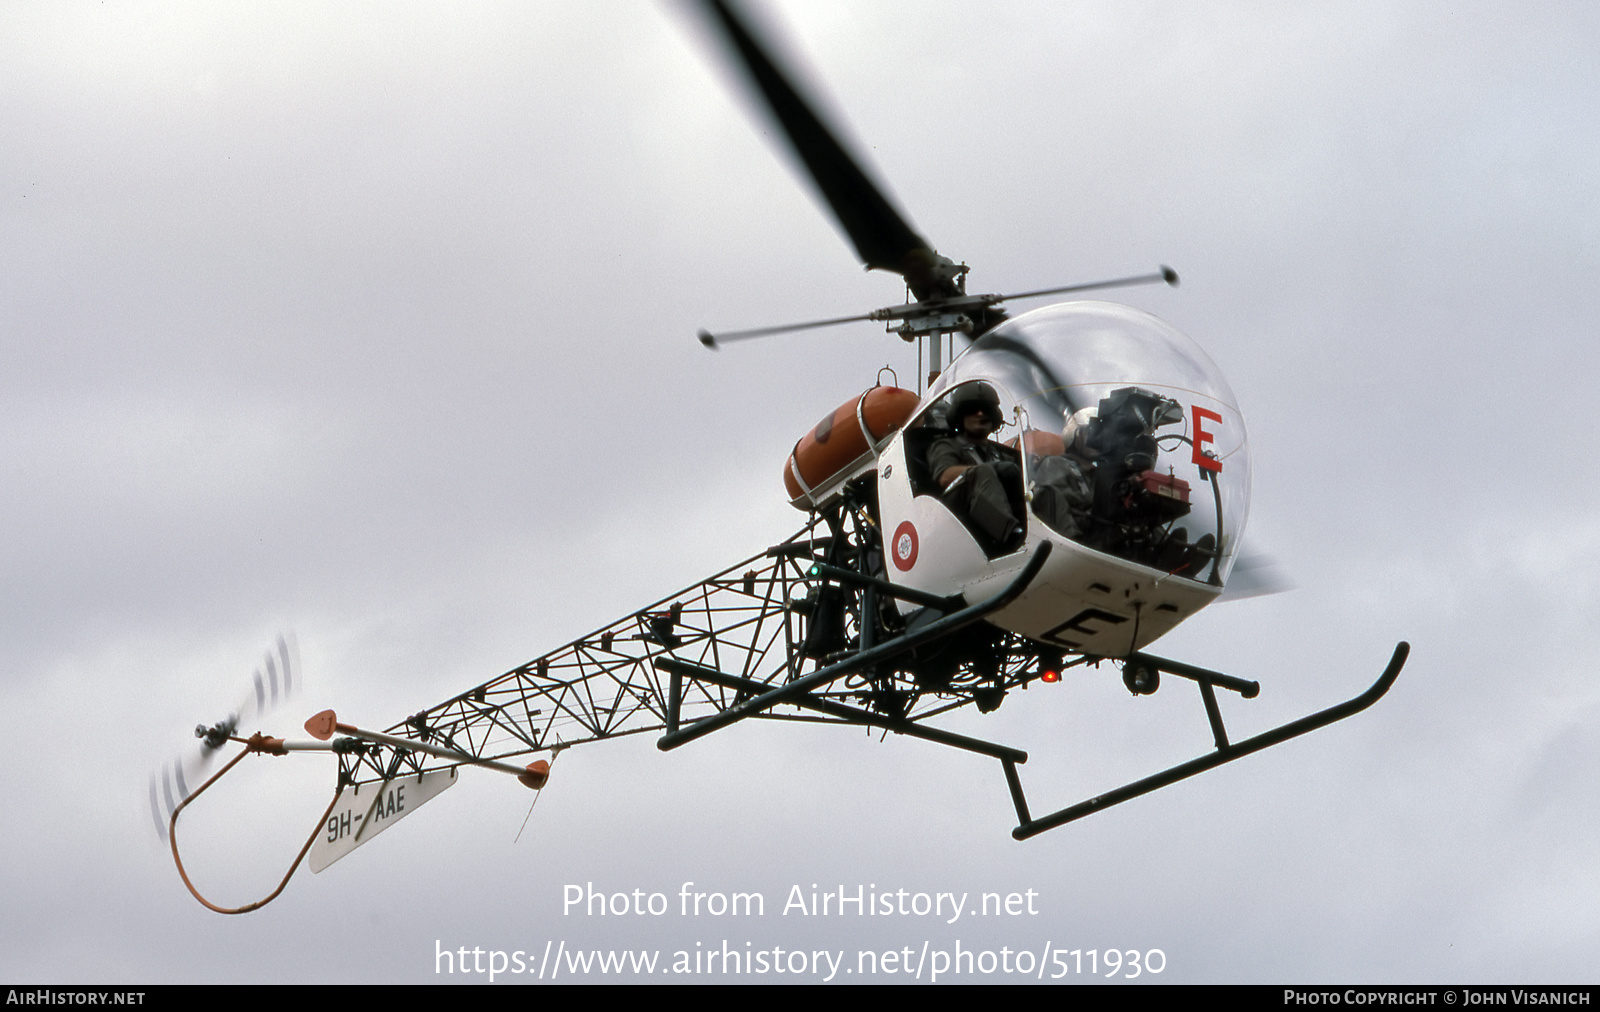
(170, 760), (190, 801)
(237, 633), (299, 729)
(150, 761), (189, 840)
(277, 635), (294, 699)
(149, 775), (167, 838)
(148, 633), (301, 840)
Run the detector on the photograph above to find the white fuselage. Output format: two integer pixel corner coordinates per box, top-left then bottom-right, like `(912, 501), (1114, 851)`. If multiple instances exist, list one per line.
(871, 301), (1250, 657)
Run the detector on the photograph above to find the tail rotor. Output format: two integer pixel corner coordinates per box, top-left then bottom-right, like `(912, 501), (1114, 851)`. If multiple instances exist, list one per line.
(149, 634), (300, 838)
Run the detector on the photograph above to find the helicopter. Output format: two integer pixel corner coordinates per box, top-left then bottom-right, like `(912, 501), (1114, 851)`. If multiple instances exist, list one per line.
(156, 0), (1407, 907)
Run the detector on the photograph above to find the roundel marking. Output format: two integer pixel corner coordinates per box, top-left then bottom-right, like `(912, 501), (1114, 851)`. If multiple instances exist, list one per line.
(891, 521), (919, 572)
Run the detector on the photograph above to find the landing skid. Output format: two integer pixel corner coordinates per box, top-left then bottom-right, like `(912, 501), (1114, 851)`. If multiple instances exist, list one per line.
(1007, 642), (1409, 839)
(653, 552), (1407, 837)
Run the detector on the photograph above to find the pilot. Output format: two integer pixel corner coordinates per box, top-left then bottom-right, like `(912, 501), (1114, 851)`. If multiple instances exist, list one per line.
(927, 383), (1025, 551)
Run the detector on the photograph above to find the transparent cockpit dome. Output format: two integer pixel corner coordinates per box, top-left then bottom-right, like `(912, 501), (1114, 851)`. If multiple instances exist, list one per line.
(929, 301), (1251, 585)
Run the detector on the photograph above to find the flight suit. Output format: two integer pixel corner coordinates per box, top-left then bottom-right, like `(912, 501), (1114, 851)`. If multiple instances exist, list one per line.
(927, 434), (1024, 548)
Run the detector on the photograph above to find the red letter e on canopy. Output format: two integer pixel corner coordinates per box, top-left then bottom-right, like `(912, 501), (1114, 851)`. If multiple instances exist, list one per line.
(1192, 406), (1223, 473)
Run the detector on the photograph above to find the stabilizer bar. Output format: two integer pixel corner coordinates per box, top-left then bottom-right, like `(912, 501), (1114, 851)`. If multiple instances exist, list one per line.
(1012, 641), (1409, 840)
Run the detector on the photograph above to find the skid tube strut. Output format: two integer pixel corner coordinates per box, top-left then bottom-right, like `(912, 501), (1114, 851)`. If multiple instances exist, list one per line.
(1009, 642), (1410, 840)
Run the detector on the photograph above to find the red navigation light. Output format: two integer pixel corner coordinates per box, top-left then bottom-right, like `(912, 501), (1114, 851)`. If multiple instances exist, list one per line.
(1038, 650), (1064, 683)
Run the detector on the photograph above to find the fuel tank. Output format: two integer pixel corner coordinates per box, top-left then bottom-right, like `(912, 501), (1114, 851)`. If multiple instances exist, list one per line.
(783, 385), (919, 511)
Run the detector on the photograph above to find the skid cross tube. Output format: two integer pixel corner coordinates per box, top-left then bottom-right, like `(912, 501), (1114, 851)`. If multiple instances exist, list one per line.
(1011, 641), (1410, 840)
(1125, 650), (1260, 749)
(657, 542), (1052, 751)
(1127, 651), (1260, 698)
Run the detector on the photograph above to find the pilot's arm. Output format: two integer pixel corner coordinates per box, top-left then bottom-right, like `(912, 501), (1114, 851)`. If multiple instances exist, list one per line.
(938, 464), (972, 490)
(927, 437), (974, 491)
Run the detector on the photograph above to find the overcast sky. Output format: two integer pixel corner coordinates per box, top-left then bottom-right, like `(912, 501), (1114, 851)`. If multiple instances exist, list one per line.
(4, 0), (1599, 985)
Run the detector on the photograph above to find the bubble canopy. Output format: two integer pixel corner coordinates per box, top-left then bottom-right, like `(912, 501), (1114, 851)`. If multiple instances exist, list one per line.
(929, 301), (1251, 585)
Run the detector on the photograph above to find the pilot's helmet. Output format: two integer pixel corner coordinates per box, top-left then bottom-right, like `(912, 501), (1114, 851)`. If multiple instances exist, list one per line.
(948, 382), (1003, 428)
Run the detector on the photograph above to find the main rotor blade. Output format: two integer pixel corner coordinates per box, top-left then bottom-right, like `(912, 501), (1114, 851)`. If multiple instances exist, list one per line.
(1216, 551), (1294, 602)
(697, 1), (955, 299)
